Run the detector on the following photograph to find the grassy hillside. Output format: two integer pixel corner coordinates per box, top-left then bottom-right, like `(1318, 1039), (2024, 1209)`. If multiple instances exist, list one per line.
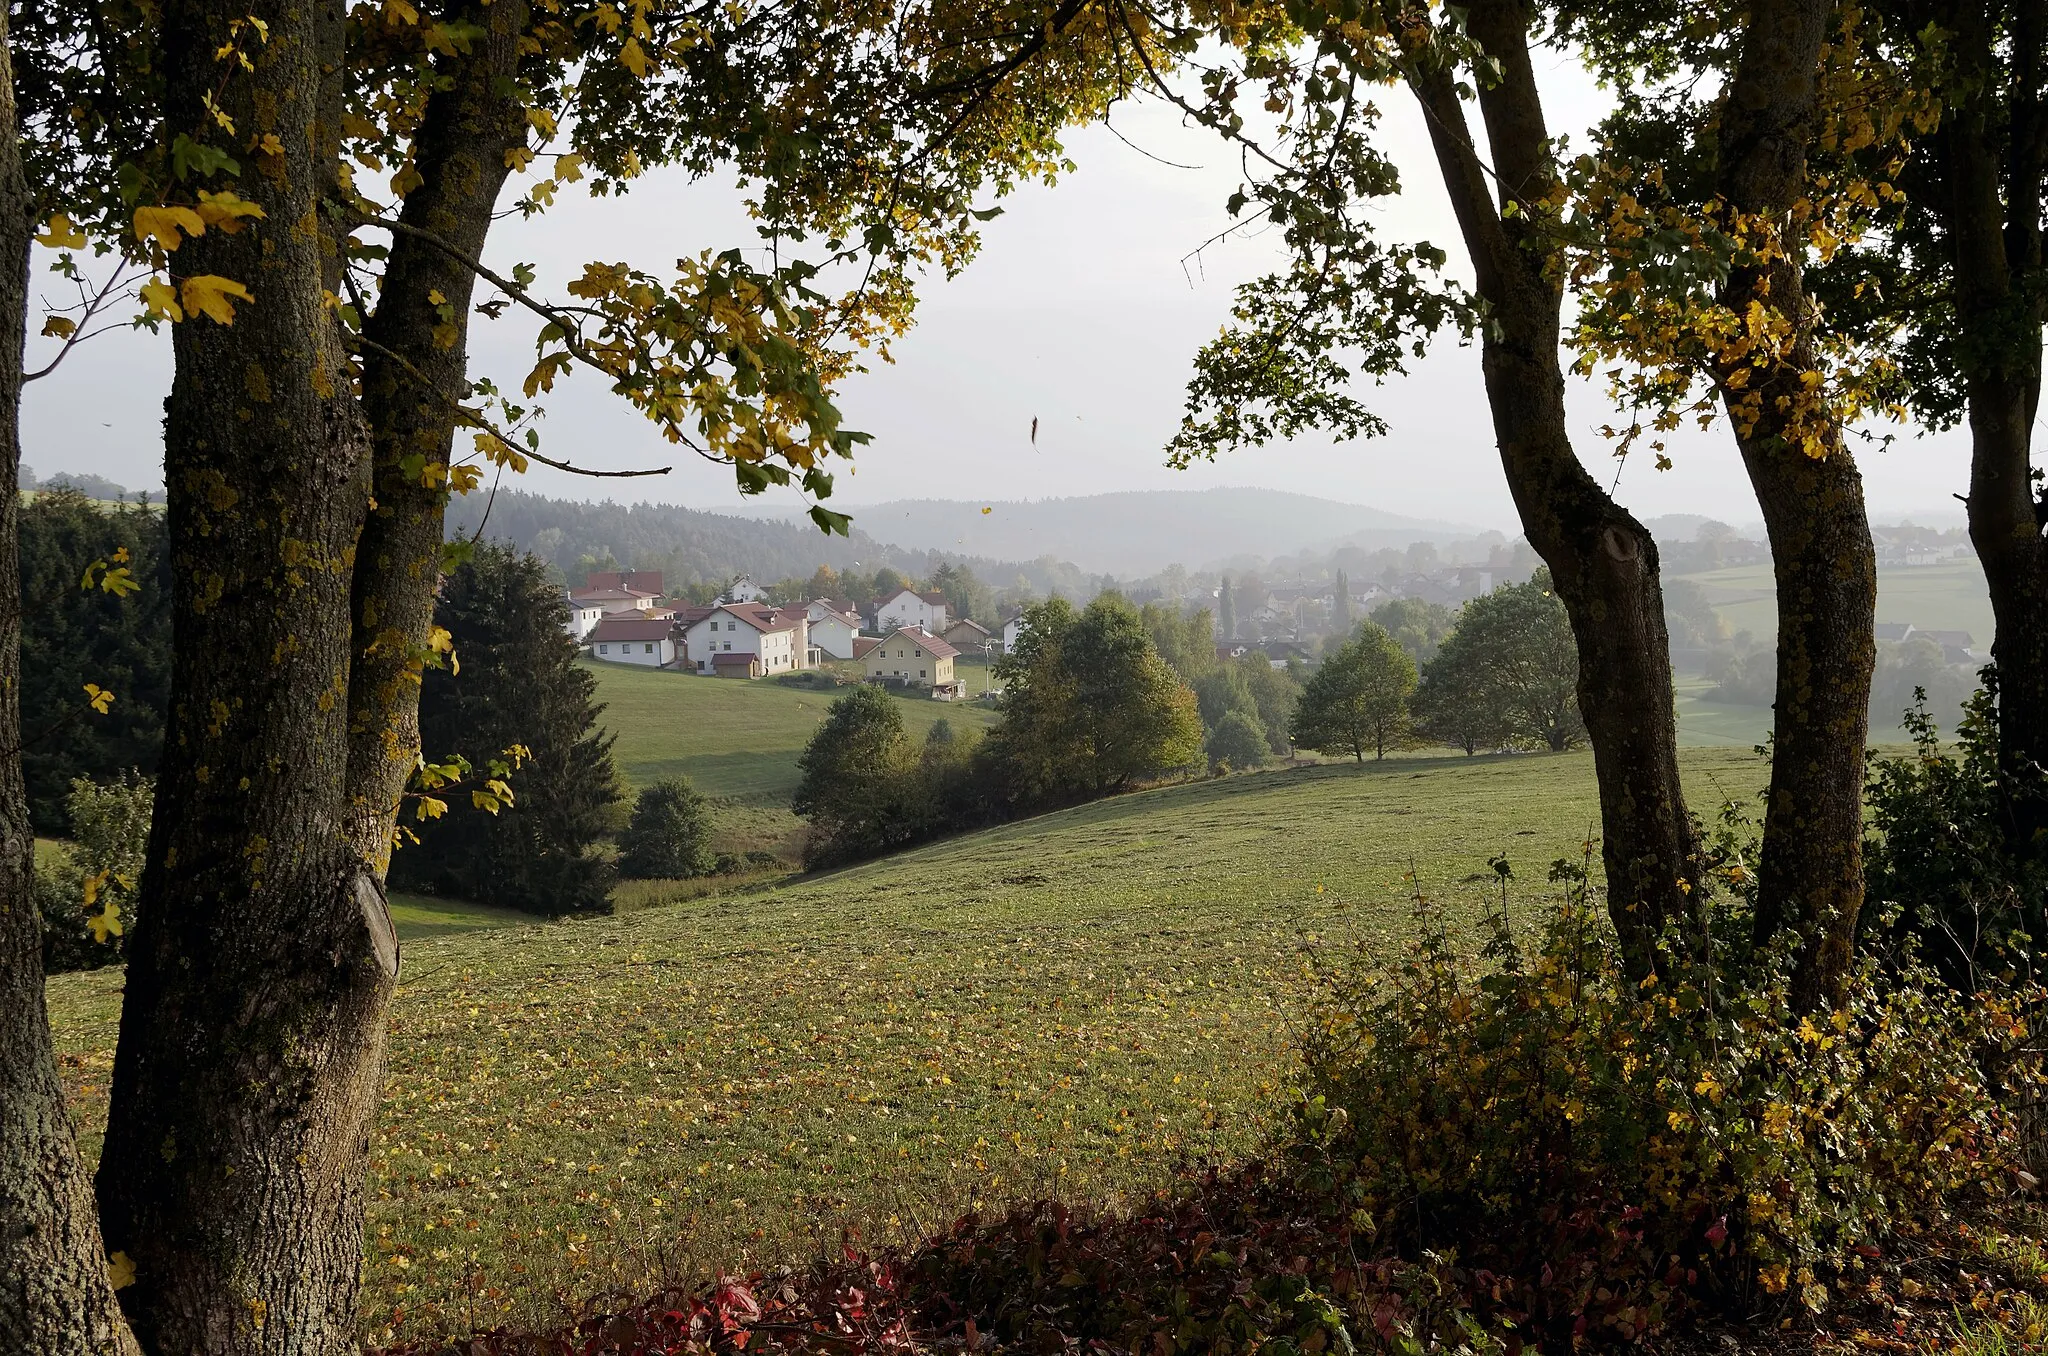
(587, 660), (998, 803)
(46, 746), (1768, 1345)
(1678, 559), (1994, 643)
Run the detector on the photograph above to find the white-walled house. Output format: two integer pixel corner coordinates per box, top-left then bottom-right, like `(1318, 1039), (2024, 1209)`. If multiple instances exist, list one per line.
(805, 599), (863, 660)
(874, 588), (948, 635)
(681, 602), (808, 677)
(723, 574), (768, 603)
(563, 591), (607, 642)
(571, 586), (657, 615)
(1001, 614), (1028, 654)
(589, 615), (677, 667)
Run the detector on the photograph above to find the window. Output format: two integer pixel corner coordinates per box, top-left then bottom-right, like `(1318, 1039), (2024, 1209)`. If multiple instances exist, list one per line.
(598, 644), (609, 654)
(645, 643), (655, 654)
(920, 669), (927, 678)
(723, 641), (732, 650)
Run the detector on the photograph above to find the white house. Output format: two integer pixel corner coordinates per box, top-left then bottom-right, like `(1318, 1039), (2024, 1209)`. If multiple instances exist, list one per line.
(681, 602), (807, 677)
(1001, 614), (1028, 654)
(589, 615), (677, 667)
(805, 599), (863, 660)
(571, 586), (657, 615)
(562, 591), (607, 642)
(874, 588), (948, 635)
(723, 574), (768, 603)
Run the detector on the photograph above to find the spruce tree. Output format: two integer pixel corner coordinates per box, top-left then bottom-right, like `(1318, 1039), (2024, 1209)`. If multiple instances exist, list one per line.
(1218, 576), (1236, 641)
(393, 544), (622, 914)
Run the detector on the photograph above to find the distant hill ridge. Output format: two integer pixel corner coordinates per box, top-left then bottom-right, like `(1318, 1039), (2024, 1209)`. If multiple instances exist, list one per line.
(734, 487), (1483, 576)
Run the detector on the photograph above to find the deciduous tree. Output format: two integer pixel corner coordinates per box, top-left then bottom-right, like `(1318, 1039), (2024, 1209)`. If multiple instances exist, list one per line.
(1291, 623), (1416, 762)
(1415, 572), (1584, 754)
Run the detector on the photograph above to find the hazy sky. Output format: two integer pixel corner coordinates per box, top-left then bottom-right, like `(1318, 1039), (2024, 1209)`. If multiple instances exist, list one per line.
(24, 45), (1975, 538)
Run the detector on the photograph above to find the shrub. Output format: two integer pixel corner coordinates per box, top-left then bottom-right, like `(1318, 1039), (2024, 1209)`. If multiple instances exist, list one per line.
(41, 771), (153, 973)
(1292, 859), (2037, 1342)
(1864, 685), (2048, 991)
(616, 777), (717, 879)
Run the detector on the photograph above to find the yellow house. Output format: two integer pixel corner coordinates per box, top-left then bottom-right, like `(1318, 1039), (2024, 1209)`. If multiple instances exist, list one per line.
(864, 626), (958, 692)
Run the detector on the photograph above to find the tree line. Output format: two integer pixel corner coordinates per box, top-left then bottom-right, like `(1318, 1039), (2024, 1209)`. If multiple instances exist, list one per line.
(793, 593), (1203, 867)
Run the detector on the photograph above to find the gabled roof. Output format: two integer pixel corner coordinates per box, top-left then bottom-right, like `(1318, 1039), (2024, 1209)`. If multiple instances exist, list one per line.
(673, 604), (718, 627)
(852, 635), (882, 660)
(877, 587), (945, 610)
(572, 587), (655, 607)
(944, 618), (992, 637)
(687, 602), (802, 635)
(711, 651), (759, 667)
(590, 616), (674, 643)
(877, 626), (959, 660)
(807, 598), (861, 627)
(586, 569), (664, 594)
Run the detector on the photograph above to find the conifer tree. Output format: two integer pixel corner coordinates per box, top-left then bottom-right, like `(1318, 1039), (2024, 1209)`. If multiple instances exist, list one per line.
(393, 544), (621, 915)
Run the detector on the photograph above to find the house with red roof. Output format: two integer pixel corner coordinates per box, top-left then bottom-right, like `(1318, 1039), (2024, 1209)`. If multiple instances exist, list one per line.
(680, 601), (811, 677)
(863, 627), (961, 696)
(589, 614), (678, 667)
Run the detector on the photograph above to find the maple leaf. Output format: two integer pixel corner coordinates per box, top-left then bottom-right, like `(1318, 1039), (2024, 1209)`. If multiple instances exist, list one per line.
(108, 1252), (136, 1291)
(140, 278), (183, 322)
(37, 214), (87, 249)
(194, 189), (267, 234)
(83, 683), (115, 714)
(134, 205), (206, 251)
(180, 275), (255, 325)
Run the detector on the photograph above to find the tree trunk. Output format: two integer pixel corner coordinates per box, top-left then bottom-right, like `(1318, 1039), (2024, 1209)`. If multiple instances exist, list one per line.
(93, 0), (393, 1346)
(1716, 0), (1877, 1010)
(0, 11), (140, 1348)
(348, 0), (530, 870)
(1940, 0), (2048, 861)
(1410, 0), (1704, 980)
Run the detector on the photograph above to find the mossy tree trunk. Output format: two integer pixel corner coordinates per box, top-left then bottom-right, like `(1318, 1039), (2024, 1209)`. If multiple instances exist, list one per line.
(1715, 0), (1878, 1011)
(0, 10), (141, 1349)
(92, 0), (394, 1347)
(1407, 0), (1703, 981)
(347, 0), (530, 870)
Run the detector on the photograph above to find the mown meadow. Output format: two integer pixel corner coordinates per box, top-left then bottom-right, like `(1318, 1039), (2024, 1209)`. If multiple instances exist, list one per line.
(46, 746), (1768, 1345)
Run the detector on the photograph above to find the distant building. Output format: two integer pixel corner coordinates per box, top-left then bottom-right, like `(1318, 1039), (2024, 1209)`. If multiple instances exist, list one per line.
(563, 591), (606, 642)
(585, 569), (664, 596)
(805, 599), (864, 660)
(589, 615), (677, 667)
(571, 586), (658, 615)
(874, 588), (949, 634)
(680, 601), (808, 677)
(941, 617), (994, 654)
(723, 575), (768, 604)
(1874, 622), (1915, 643)
(864, 626), (959, 696)
(1001, 614), (1028, 654)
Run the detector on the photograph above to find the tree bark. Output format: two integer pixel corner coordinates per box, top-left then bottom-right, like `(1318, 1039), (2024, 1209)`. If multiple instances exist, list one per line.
(1715, 0), (1877, 1010)
(348, 0), (530, 871)
(1408, 0), (1703, 980)
(93, 0), (393, 1346)
(0, 10), (141, 1348)
(1939, 0), (2048, 859)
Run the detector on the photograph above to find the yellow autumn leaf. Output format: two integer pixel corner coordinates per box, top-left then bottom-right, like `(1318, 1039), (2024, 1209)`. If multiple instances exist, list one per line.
(37, 214), (87, 249)
(140, 277), (183, 322)
(83, 683), (115, 714)
(618, 37), (650, 76)
(555, 152), (584, 182)
(134, 204), (207, 251)
(41, 315), (77, 339)
(88, 902), (124, 943)
(180, 275), (254, 325)
(504, 146), (535, 172)
(258, 133), (285, 157)
(981, 506), (992, 514)
(194, 189), (266, 234)
(108, 1252), (136, 1291)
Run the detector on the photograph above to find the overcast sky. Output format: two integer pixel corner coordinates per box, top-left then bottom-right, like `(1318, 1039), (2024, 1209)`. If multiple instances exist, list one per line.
(24, 45), (1974, 538)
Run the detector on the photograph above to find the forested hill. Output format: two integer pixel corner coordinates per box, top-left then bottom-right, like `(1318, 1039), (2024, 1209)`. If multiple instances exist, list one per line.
(734, 488), (1483, 576)
(444, 489), (1098, 595)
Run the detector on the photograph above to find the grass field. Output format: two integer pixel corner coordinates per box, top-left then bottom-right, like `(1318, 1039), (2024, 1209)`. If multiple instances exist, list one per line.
(585, 660), (999, 804)
(45, 746), (1770, 1345)
(1676, 559), (1994, 644)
